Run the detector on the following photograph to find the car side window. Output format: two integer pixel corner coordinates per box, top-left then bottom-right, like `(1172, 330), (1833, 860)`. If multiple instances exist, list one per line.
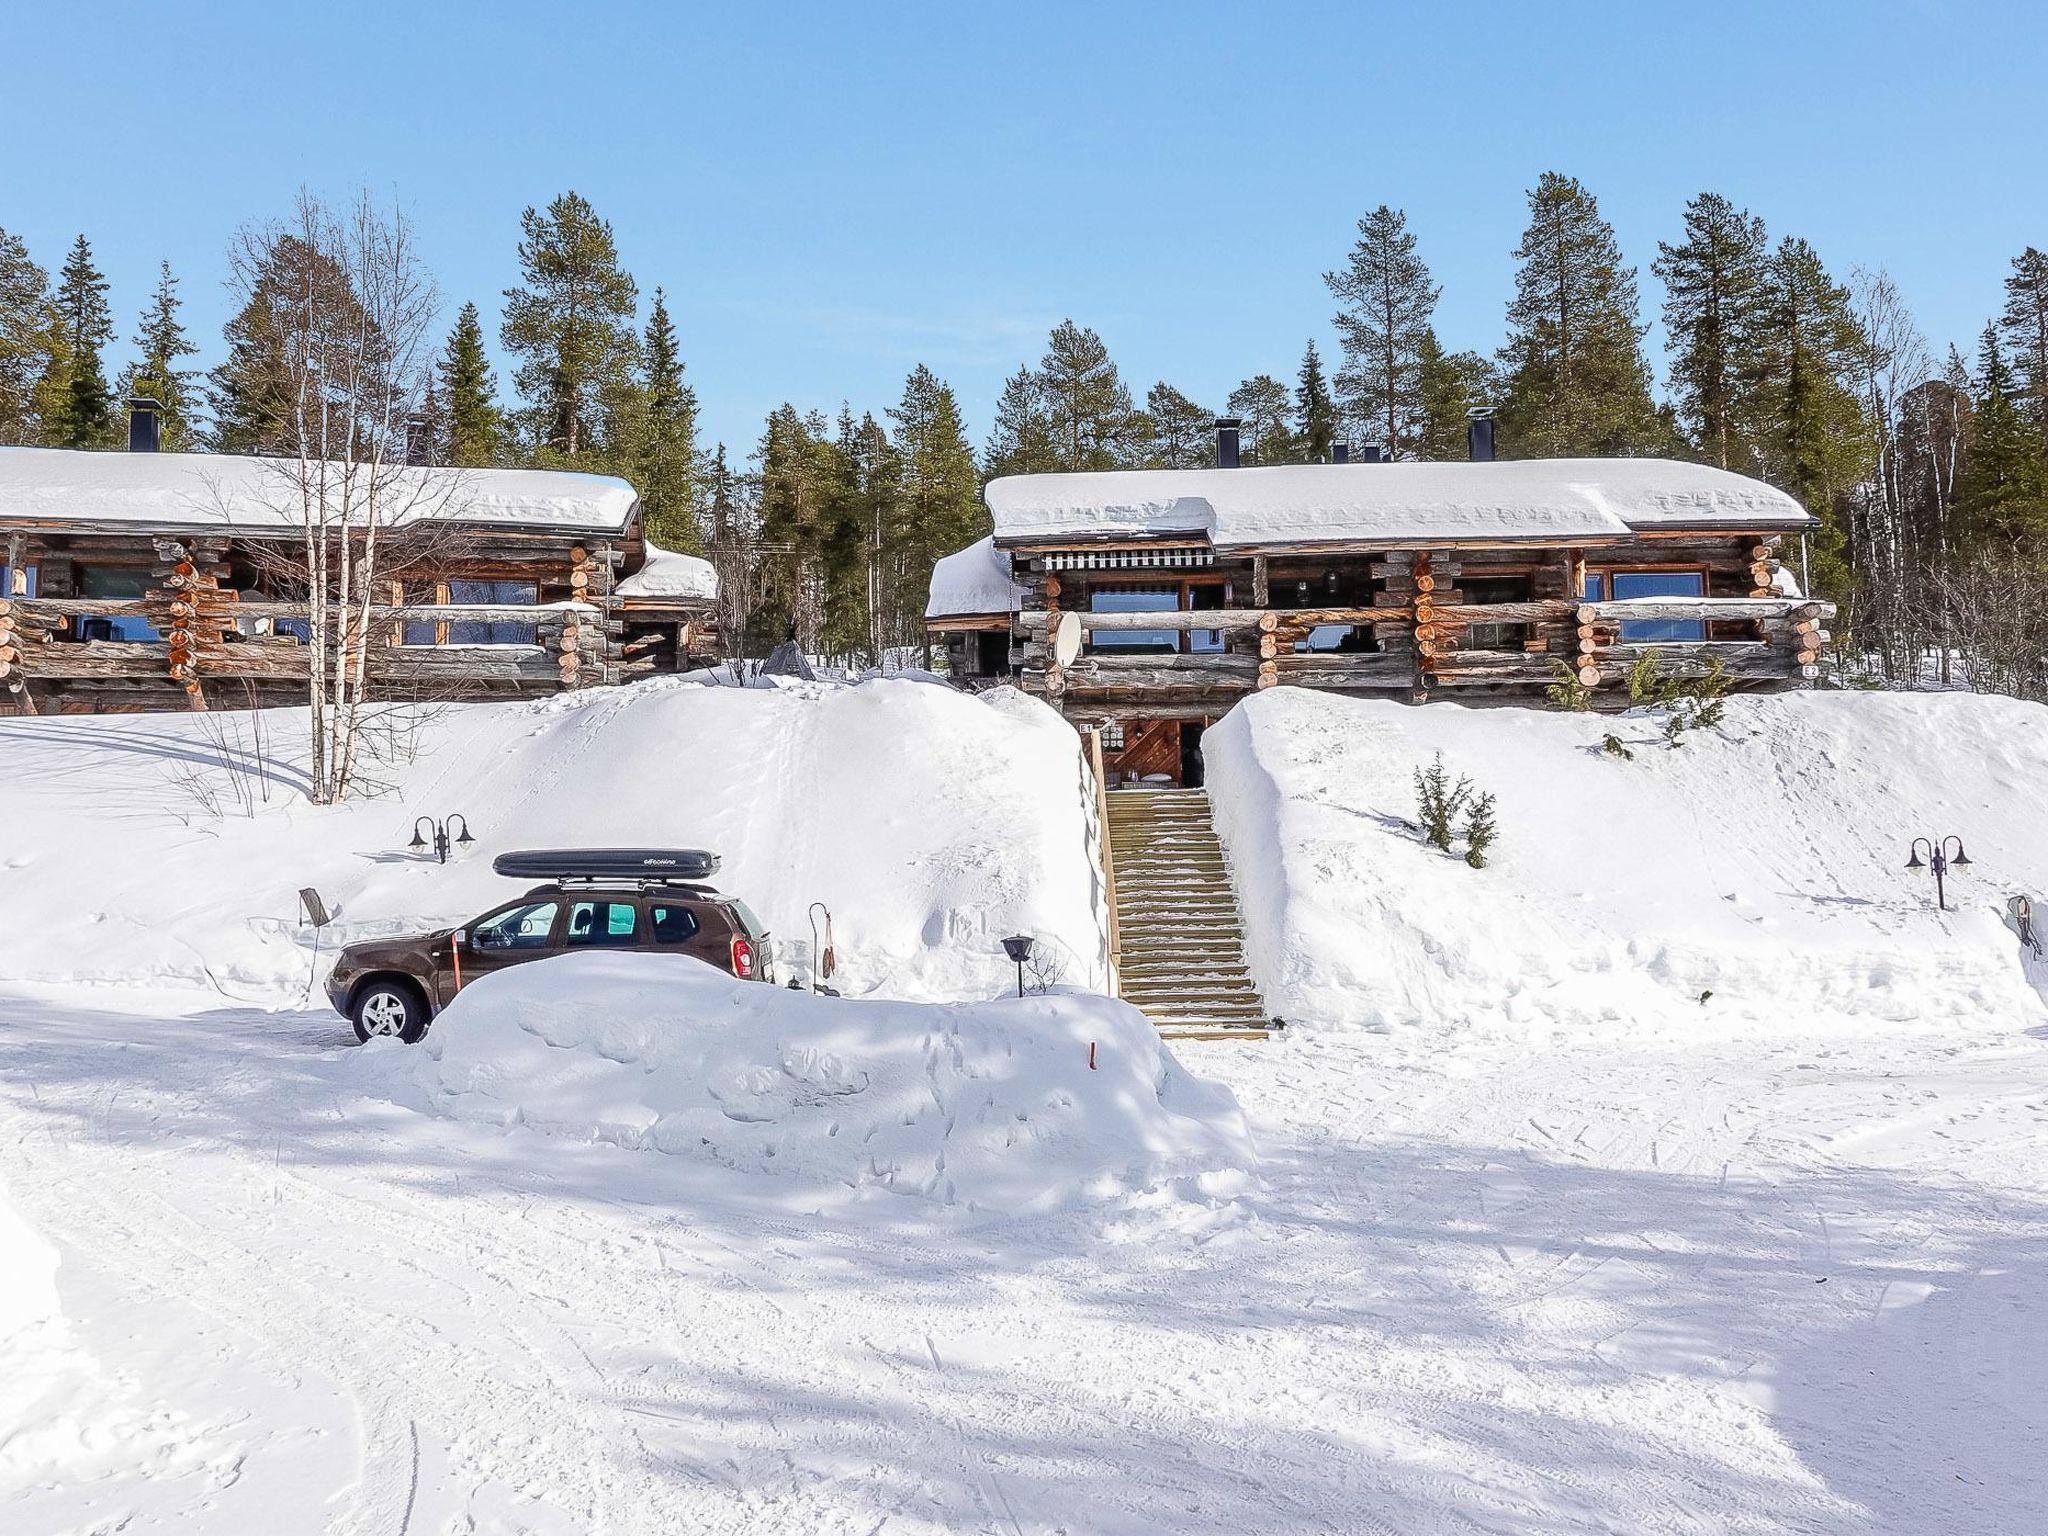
(472, 901), (559, 951)
(648, 904), (701, 945)
(566, 899), (640, 947)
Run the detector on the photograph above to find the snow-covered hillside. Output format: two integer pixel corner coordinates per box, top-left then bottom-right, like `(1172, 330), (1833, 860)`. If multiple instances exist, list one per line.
(1206, 688), (2048, 1035)
(0, 676), (1106, 1004)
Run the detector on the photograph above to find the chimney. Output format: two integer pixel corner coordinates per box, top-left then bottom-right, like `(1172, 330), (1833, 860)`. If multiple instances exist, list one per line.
(1358, 444), (1386, 464)
(404, 417), (431, 467)
(1466, 406), (1497, 462)
(1213, 417), (1242, 470)
(127, 397), (161, 453)
(1331, 442), (1350, 465)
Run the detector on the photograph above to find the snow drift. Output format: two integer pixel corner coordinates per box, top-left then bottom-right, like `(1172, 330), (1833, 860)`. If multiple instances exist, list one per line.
(398, 952), (1254, 1212)
(0, 677), (1104, 1005)
(1205, 688), (2048, 1034)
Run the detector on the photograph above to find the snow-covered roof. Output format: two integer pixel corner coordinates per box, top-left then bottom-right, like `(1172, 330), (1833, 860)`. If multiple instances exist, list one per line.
(985, 459), (1811, 550)
(0, 446), (639, 535)
(615, 540), (718, 601)
(925, 534), (1024, 619)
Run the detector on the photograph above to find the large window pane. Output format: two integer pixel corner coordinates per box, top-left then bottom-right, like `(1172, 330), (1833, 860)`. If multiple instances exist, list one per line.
(80, 568), (159, 641)
(1087, 588), (1178, 652)
(449, 579), (539, 645)
(1611, 570), (1705, 642)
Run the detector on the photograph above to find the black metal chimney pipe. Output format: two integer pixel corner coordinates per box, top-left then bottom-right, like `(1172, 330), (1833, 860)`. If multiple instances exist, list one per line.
(404, 417), (431, 467)
(127, 397), (161, 453)
(1332, 442), (1350, 464)
(1466, 406), (1497, 462)
(1213, 417), (1242, 469)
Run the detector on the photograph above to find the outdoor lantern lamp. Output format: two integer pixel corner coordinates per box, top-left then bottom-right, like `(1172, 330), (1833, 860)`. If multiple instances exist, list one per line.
(1906, 835), (1971, 910)
(410, 814), (475, 865)
(1001, 934), (1035, 998)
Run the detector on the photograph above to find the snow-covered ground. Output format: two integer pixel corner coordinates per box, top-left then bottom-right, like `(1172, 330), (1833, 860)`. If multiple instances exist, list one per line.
(3, 681), (2047, 1532)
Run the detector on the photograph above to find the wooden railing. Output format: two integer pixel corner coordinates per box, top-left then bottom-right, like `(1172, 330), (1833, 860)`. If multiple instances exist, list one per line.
(1082, 725), (1122, 997)
(1016, 595), (1834, 705)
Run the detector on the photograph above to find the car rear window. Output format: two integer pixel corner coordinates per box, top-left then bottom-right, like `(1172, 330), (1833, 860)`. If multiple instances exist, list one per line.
(724, 900), (769, 940)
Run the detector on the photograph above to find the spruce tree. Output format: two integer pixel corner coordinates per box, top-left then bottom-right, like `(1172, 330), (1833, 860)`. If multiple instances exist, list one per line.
(0, 225), (54, 446)
(1415, 331), (1492, 460)
(1497, 173), (1659, 457)
(1144, 382), (1213, 467)
(500, 191), (639, 461)
(206, 233), (362, 454)
(114, 262), (199, 451)
(1036, 320), (1138, 470)
(632, 288), (701, 551)
(438, 301), (505, 468)
(983, 364), (1058, 478)
(1957, 324), (2048, 547)
(48, 234), (116, 448)
(1227, 374), (1296, 464)
(754, 404), (847, 651)
(1295, 340), (1336, 460)
(890, 364), (986, 640)
(2000, 247), (2048, 449)
(1654, 192), (1769, 467)
(1325, 205), (1438, 457)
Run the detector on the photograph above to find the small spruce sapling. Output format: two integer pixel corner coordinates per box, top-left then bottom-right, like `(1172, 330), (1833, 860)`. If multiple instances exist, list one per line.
(1413, 752), (1472, 853)
(1601, 732), (1634, 760)
(1462, 792), (1498, 868)
(1545, 658), (1593, 711)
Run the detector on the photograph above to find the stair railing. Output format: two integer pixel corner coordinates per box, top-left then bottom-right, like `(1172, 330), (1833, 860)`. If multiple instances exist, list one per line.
(1081, 726), (1122, 997)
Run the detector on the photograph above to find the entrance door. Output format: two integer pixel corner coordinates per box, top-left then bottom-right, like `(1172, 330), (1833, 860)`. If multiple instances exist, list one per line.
(1180, 721), (1207, 788)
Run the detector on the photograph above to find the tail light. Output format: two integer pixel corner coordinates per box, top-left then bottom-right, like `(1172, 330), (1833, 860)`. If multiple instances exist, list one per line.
(730, 934), (758, 980)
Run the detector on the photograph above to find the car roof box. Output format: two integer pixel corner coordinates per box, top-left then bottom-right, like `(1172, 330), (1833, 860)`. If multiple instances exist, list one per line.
(491, 848), (721, 884)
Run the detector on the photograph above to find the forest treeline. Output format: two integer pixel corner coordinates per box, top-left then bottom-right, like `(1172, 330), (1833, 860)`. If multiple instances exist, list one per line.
(2, 176), (2044, 678)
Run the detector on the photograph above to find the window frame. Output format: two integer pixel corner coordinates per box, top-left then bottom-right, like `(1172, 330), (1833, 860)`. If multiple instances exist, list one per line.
(563, 897), (645, 948)
(469, 898), (563, 953)
(1587, 565), (1711, 643)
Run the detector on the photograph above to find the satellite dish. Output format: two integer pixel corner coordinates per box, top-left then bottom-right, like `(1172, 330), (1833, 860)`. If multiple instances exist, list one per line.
(1052, 611), (1083, 668)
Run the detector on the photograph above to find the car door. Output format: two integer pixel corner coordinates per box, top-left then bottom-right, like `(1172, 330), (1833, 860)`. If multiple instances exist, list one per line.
(643, 896), (735, 972)
(560, 896), (646, 953)
(439, 897), (565, 1004)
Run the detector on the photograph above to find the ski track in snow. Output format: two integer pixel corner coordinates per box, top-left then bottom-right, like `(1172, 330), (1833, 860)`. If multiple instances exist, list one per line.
(3, 994), (2045, 1534)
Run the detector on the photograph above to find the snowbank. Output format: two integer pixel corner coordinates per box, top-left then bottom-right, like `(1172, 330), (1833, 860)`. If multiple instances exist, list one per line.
(0, 677), (1104, 1006)
(401, 952), (1253, 1212)
(0, 445), (637, 533)
(1206, 688), (2048, 1034)
(985, 458), (1809, 549)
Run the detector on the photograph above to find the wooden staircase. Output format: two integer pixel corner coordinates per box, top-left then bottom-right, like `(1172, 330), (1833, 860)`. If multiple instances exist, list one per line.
(1104, 788), (1274, 1041)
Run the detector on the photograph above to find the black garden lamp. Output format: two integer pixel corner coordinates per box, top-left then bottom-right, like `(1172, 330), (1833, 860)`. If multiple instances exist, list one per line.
(1906, 836), (1971, 911)
(1001, 934), (1035, 998)
(410, 813), (475, 865)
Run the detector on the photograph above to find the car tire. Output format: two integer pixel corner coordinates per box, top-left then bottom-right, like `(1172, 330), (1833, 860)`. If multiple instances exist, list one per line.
(351, 979), (430, 1044)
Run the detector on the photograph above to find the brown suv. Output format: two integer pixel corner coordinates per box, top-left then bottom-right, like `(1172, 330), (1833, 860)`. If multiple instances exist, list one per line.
(326, 848), (773, 1042)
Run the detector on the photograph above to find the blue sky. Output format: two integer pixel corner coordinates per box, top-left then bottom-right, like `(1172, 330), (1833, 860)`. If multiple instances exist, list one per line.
(4, 0), (2043, 456)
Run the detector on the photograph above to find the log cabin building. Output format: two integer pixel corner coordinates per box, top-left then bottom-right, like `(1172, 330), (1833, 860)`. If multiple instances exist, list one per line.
(0, 403), (719, 715)
(929, 419), (1834, 786)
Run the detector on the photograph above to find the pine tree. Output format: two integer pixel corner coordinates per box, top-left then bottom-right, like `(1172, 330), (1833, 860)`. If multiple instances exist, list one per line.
(114, 262), (199, 451)
(1325, 205), (1439, 457)
(47, 234), (116, 448)
(1654, 192), (1769, 467)
(754, 404), (848, 651)
(500, 191), (639, 461)
(0, 225), (54, 446)
(2000, 247), (2048, 449)
(1497, 172), (1659, 457)
(206, 233), (363, 454)
(1227, 374), (1296, 464)
(1957, 324), (2048, 547)
(1144, 382), (1212, 467)
(1415, 331), (1492, 460)
(891, 364), (985, 650)
(437, 301), (505, 468)
(983, 364), (1058, 478)
(1295, 340), (1336, 460)
(1036, 320), (1138, 470)
(632, 288), (701, 551)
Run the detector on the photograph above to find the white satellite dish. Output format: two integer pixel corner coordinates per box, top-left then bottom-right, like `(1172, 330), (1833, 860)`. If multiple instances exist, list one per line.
(1052, 611), (1083, 668)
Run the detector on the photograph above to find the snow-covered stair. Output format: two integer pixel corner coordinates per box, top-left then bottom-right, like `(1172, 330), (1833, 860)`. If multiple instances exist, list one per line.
(1105, 788), (1274, 1041)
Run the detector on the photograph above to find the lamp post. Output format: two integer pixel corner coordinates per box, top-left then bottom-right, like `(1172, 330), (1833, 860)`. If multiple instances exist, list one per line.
(1906, 835), (1971, 910)
(1001, 935), (1035, 998)
(410, 814), (475, 865)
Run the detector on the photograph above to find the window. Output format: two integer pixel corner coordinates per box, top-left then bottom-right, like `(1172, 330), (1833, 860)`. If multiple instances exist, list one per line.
(80, 568), (159, 641)
(1101, 720), (1126, 751)
(1609, 570), (1706, 642)
(1186, 586), (1225, 654)
(1087, 588), (1178, 652)
(472, 900), (559, 951)
(1462, 576), (1533, 651)
(405, 579), (538, 646)
(0, 563), (35, 598)
(648, 904), (701, 945)
(566, 899), (640, 947)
